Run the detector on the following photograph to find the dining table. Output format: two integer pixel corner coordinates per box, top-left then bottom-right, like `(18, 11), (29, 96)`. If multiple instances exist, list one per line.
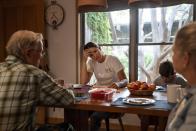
(60, 87), (175, 131)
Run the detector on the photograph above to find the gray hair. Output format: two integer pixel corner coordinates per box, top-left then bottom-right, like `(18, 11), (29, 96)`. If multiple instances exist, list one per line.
(6, 30), (43, 61)
(174, 22), (196, 67)
(175, 22), (196, 55)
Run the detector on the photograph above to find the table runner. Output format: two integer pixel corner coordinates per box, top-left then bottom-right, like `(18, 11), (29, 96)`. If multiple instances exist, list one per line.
(111, 97), (175, 110)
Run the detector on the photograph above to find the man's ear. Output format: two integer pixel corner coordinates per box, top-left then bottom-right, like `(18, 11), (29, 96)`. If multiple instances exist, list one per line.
(23, 48), (32, 58)
(183, 52), (190, 68)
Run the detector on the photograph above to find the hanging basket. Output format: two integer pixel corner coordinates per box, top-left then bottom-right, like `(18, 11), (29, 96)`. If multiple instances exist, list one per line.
(77, 0), (108, 12)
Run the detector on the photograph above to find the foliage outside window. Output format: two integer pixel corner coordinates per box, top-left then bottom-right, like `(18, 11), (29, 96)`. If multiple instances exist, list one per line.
(86, 12), (112, 44)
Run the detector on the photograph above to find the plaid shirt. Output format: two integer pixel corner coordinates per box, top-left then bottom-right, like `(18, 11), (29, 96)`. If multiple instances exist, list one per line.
(0, 55), (75, 131)
(166, 86), (196, 131)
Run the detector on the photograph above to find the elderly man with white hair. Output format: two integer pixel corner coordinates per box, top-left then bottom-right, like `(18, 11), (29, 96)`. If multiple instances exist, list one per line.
(0, 30), (75, 131)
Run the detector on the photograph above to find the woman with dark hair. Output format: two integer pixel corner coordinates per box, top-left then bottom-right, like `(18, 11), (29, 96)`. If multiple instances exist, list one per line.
(80, 42), (128, 131)
(81, 42), (128, 89)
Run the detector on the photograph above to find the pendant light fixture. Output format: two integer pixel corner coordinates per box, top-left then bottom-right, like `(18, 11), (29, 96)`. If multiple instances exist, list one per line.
(78, 0), (108, 12)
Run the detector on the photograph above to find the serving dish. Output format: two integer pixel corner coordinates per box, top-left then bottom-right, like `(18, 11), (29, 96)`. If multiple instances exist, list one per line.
(127, 81), (156, 96)
(70, 84), (91, 97)
(129, 89), (154, 96)
(89, 87), (116, 101)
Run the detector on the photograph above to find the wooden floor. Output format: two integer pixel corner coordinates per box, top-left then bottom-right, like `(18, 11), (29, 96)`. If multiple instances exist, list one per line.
(100, 129), (123, 131)
(42, 117), (156, 131)
(36, 124), (156, 131)
(100, 126), (154, 131)
(99, 123), (141, 131)
(99, 123), (156, 131)
(99, 127), (141, 131)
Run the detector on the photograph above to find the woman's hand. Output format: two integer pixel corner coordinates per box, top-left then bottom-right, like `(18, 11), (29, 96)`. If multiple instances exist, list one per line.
(108, 83), (121, 93)
(109, 79), (128, 89)
(82, 50), (89, 62)
(108, 83), (119, 89)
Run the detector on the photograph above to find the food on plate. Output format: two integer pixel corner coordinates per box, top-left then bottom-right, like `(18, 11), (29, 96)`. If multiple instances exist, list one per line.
(123, 98), (156, 105)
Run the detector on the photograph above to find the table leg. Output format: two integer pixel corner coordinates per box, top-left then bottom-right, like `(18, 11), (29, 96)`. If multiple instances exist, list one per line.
(139, 115), (151, 131)
(139, 115), (159, 131)
(139, 115), (168, 131)
(64, 109), (89, 131)
(158, 117), (168, 131)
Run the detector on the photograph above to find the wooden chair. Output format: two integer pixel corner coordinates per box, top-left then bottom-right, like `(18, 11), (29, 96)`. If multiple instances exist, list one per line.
(104, 113), (124, 131)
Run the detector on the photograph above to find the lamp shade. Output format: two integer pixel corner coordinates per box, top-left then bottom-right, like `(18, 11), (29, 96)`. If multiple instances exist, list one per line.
(78, 0), (108, 12)
(128, 0), (161, 8)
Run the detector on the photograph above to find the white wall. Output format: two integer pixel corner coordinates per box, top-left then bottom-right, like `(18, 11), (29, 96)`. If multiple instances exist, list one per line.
(45, 0), (77, 118)
(44, 0), (140, 127)
(45, 0), (77, 83)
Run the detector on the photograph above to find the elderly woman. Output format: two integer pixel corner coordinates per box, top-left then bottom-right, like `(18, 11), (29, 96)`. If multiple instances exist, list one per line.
(166, 22), (196, 130)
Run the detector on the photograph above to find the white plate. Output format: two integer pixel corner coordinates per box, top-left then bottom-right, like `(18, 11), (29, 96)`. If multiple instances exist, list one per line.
(123, 98), (155, 105)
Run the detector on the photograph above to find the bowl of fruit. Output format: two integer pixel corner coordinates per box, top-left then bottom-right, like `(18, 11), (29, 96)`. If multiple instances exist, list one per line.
(127, 81), (156, 96)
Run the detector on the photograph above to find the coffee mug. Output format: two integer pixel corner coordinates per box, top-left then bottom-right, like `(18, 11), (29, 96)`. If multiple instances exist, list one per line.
(167, 84), (181, 103)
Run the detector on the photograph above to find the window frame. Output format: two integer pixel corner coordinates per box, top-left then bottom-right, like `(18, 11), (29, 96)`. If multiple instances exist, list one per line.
(79, 4), (196, 82)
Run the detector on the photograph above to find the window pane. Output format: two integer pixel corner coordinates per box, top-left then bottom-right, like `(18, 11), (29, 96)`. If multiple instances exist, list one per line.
(85, 10), (130, 44)
(101, 46), (129, 79)
(138, 45), (172, 82)
(138, 4), (193, 43)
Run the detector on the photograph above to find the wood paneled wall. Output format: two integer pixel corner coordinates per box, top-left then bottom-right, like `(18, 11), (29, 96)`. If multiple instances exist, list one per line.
(0, 0), (44, 62)
(0, 0), (46, 125)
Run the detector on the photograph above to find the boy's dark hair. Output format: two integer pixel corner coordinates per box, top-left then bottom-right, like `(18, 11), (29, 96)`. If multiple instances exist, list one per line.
(84, 42), (100, 50)
(159, 61), (174, 77)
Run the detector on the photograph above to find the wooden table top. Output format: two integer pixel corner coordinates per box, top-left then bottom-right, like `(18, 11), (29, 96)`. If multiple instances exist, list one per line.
(62, 88), (174, 117)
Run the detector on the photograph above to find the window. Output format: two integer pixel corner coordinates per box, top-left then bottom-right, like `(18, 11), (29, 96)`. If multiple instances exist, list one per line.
(81, 4), (194, 83)
(84, 10), (130, 83)
(138, 4), (193, 82)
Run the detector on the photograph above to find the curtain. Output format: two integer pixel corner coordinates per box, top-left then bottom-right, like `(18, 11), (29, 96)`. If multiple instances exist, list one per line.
(77, 0), (195, 12)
